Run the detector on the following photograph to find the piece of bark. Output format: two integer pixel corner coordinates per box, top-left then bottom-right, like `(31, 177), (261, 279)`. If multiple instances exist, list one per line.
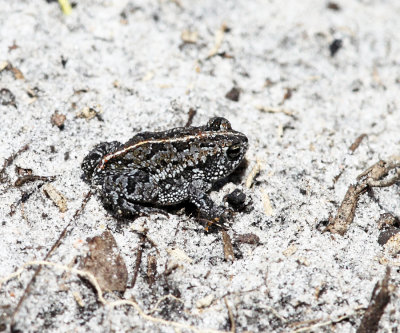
(81, 231), (128, 292)
(349, 134), (367, 152)
(328, 185), (364, 235)
(221, 230), (235, 261)
(329, 159), (400, 235)
(147, 255), (157, 287)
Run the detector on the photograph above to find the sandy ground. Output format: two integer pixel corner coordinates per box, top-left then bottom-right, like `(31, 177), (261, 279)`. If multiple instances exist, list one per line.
(1, 0), (400, 332)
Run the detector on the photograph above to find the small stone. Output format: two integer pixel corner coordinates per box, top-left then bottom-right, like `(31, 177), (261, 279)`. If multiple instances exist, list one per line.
(51, 111), (66, 130)
(378, 227), (400, 246)
(329, 39), (342, 57)
(377, 213), (400, 229)
(0, 88), (16, 106)
(235, 233), (260, 245)
(196, 294), (214, 309)
(225, 87), (240, 102)
(283, 244), (298, 257)
(384, 233), (400, 256)
(181, 30), (198, 44)
(226, 189), (246, 209)
(327, 2), (341, 11)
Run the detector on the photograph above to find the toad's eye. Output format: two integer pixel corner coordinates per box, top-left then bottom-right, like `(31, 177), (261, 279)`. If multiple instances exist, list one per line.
(227, 144), (241, 159)
(207, 117), (232, 131)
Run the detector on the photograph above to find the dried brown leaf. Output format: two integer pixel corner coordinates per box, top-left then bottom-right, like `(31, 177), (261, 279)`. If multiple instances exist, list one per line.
(81, 231), (128, 292)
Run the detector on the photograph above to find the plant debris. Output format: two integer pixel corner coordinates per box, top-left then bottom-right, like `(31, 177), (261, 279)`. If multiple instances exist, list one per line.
(50, 111), (66, 130)
(130, 231), (146, 288)
(225, 87), (240, 102)
(184, 108), (197, 127)
(377, 213), (400, 229)
(279, 87), (294, 105)
(81, 231), (128, 292)
(58, 0), (72, 15)
(356, 267), (392, 333)
(377, 213), (400, 246)
(0, 144), (29, 183)
(245, 159), (262, 188)
(207, 23), (229, 58)
(221, 230), (235, 262)
(383, 233), (400, 255)
(0, 62), (24, 80)
(76, 105), (103, 121)
(8, 40), (19, 52)
(349, 133), (367, 152)
(261, 188), (274, 216)
(378, 227), (400, 246)
(43, 183), (68, 213)
(14, 175), (55, 187)
(328, 159), (400, 235)
(147, 254), (157, 287)
(181, 30), (198, 44)
(257, 105), (296, 119)
(0, 88), (16, 107)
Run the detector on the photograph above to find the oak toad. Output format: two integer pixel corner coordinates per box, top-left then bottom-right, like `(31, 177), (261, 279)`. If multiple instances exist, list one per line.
(81, 117), (248, 220)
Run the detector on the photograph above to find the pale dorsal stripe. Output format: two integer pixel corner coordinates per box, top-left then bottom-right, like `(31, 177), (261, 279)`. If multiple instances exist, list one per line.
(97, 131), (240, 170)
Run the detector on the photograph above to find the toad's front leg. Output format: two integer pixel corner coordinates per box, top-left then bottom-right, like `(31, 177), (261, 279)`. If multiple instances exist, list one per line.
(187, 181), (228, 223)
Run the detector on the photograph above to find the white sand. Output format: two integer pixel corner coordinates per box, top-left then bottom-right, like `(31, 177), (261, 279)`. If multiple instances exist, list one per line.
(1, 0), (399, 332)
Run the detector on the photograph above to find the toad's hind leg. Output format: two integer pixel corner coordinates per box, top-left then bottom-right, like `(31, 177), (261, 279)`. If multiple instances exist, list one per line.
(100, 169), (166, 218)
(105, 199), (169, 219)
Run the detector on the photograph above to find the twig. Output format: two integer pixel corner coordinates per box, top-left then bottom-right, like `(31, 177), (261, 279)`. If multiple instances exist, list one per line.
(263, 305), (287, 322)
(221, 230), (235, 262)
(292, 306), (365, 333)
(131, 228), (160, 255)
(327, 184), (365, 235)
(148, 294), (184, 314)
(147, 254), (157, 287)
(1, 261), (227, 333)
(14, 175), (56, 187)
(357, 267), (391, 333)
(9, 190), (93, 326)
(257, 106), (296, 119)
(185, 108), (197, 127)
(245, 159), (262, 189)
(58, 0), (72, 15)
(207, 23), (228, 59)
(349, 134), (367, 153)
(332, 133), (368, 184)
(332, 168), (344, 184)
(130, 231), (146, 288)
(0, 144), (29, 182)
(328, 159), (400, 235)
(260, 188), (274, 216)
(224, 297), (236, 333)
